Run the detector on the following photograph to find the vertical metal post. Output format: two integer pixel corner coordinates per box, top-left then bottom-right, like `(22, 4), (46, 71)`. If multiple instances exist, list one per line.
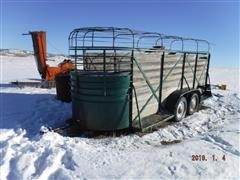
(113, 30), (117, 73)
(103, 49), (106, 73)
(74, 49), (77, 70)
(181, 53), (186, 90)
(129, 50), (134, 129)
(103, 49), (107, 96)
(83, 49), (86, 70)
(114, 49), (117, 72)
(91, 32), (94, 47)
(74, 33), (78, 71)
(205, 53), (211, 90)
(192, 53), (198, 89)
(158, 52), (165, 112)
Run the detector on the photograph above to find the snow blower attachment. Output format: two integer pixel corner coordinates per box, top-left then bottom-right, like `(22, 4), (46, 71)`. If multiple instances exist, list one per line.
(21, 31), (74, 101)
(23, 31), (74, 81)
(66, 27), (212, 134)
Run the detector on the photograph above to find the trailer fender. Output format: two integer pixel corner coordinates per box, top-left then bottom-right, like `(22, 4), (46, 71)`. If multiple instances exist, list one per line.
(165, 89), (201, 113)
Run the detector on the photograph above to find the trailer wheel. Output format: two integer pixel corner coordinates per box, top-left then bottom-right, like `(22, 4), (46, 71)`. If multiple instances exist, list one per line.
(187, 93), (199, 115)
(174, 96), (187, 122)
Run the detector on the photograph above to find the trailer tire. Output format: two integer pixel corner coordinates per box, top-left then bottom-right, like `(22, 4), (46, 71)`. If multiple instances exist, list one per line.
(187, 93), (199, 115)
(174, 96), (187, 122)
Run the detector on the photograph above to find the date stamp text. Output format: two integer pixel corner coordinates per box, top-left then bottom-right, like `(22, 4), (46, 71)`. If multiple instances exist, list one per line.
(192, 154), (226, 161)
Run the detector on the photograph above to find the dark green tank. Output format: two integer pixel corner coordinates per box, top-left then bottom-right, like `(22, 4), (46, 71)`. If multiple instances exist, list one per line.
(71, 71), (130, 131)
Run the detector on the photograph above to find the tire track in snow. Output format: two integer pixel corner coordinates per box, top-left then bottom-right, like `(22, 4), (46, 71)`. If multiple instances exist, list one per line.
(0, 130), (26, 180)
(7, 150), (38, 180)
(61, 151), (78, 171)
(202, 135), (240, 156)
(33, 147), (66, 180)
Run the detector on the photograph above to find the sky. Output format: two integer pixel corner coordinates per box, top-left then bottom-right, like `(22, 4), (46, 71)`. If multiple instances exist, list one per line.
(0, 0), (239, 67)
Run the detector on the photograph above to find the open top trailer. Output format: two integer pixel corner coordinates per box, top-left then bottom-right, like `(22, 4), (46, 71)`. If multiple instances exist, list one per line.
(68, 27), (212, 133)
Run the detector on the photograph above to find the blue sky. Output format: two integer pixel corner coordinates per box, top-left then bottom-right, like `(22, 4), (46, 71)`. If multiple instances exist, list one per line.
(1, 0), (239, 67)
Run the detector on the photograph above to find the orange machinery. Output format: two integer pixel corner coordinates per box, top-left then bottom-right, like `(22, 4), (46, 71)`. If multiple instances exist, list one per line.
(25, 31), (74, 81)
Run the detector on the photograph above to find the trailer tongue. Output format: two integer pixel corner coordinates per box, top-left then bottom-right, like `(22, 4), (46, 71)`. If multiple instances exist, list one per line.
(11, 80), (55, 88)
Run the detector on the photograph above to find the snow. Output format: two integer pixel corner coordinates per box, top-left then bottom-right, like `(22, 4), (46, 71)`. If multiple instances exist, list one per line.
(210, 68), (240, 92)
(0, 52), (240, 179)
(0, 49), (71, 83)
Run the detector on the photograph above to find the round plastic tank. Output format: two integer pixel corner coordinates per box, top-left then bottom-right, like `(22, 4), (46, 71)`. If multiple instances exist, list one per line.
(71, 71), (130, 131)
(55, 73), (71, 102)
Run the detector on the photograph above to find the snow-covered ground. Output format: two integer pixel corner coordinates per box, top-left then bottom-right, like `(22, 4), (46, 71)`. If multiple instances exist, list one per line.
(0, 50), (239, 179)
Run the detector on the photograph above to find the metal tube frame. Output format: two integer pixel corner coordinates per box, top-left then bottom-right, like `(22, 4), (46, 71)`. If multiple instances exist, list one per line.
(68, 27), (211, 130)
(180, 53), (187, 90)
(158, 51), (165, 112)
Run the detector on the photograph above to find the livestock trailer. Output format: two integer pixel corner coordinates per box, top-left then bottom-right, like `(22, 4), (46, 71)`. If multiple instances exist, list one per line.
(68, 27), (212, 132)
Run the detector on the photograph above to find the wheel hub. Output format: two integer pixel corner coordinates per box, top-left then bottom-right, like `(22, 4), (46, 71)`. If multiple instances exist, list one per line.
(189, 96), (197, 112)
(176, 101), (186, 119)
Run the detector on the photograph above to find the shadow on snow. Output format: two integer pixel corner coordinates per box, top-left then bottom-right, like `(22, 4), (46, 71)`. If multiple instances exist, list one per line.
(0, 92), (71, 138)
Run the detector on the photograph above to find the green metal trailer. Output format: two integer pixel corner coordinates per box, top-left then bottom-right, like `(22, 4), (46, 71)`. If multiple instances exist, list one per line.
(68, 27), (212, 132)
